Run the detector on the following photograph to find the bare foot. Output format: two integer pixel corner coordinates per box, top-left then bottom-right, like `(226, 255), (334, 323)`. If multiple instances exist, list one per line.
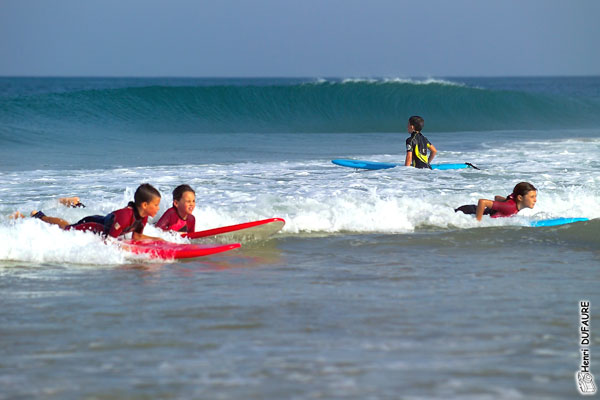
(9, 211), (25, 220)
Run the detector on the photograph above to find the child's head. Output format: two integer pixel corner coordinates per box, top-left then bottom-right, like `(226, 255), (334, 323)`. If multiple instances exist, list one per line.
(407, 115), (424, 133)
(172, 184), (196, 218)
(512, 182), (537, 210)
(134, 183), (161, 217)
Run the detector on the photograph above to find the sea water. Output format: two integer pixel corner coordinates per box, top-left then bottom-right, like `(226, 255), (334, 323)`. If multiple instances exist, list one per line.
(1, 77), (599, 399)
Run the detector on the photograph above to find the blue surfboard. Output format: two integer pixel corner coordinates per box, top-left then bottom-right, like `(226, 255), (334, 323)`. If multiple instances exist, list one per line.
(432, 163), (473, 170)
(332, 159), (398, 170)
(529, 217), (589, 227)
(332, 159), (476, 170)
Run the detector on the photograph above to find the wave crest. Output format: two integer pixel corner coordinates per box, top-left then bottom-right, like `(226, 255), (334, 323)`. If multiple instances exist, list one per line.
(1, 78), (599, 136)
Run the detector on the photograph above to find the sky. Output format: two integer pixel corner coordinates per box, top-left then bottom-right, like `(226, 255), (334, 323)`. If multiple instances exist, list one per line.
(1, 0), (599, 78)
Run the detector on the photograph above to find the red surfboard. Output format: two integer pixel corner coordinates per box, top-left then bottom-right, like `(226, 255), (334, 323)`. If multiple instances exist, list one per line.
(121, 240), (241, 259)
(183, 218), (285, 241)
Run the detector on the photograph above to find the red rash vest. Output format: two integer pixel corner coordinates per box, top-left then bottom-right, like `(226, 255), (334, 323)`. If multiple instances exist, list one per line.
(155, 206), (195, 233)
(490, 198), (519, 218)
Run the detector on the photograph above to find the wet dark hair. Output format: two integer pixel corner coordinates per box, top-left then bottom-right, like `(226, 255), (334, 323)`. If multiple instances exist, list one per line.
(512, 182), (537, 198)
(134, 183), (161, 207)
(408, 115), (424, 132)
(172, 184), (195, 202)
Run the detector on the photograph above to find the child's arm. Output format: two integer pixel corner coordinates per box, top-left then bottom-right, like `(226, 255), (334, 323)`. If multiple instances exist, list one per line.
(404, 151), (412, 167)
(155, 211), (170, 231)
(428, 144), (437, 163)
(476, 198), (494, 221)
(132, 232), (164, 241)
(108, 209), (164, 241)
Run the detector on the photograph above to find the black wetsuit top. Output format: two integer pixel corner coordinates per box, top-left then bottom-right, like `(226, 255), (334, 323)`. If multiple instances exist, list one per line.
(406, 131), (433, 169)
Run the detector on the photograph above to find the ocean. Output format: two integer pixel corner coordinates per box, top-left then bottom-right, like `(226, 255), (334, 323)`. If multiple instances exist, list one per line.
(1, 76), (599, 399)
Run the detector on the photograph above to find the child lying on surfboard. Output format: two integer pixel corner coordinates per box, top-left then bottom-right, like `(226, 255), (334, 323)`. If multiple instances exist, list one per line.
(155, 184), (196, 234)
(26, 183), (164, 240)
(455, 182), (537, 221)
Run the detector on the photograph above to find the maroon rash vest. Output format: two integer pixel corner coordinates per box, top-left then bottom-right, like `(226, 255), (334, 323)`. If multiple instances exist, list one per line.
(155, 206), (195, 233)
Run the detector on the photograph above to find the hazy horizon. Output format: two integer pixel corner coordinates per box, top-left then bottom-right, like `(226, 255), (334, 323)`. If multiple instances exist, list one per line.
(1, 1), (599, 78)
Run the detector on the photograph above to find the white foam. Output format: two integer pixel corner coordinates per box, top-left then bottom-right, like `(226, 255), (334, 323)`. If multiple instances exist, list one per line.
(0, 219), (126, 265)
(1, 136), (599, 264)
(338, 77), (465, 87)
(304, 76), (466, 88)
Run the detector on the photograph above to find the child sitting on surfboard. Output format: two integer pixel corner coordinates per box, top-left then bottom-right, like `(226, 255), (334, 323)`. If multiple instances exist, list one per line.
(155, 184), (196, 233)
(405, 115), (437, 169)
(28, 183), (164, 240)
(455, 182), (537, 221)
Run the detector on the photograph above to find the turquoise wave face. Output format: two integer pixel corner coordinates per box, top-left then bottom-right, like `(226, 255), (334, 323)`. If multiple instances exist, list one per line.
(1, 78), (600, 139)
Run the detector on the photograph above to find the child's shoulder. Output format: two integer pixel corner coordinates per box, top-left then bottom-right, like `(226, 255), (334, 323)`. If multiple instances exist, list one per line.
(157, 206), (178, 220)
(162, 206), (177, 215)
(420, 132), (432, 142)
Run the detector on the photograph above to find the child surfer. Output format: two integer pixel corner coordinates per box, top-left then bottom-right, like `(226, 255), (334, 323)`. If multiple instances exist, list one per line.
(155, 184), (196, 233)
(29, 183), (163, 240)
(405, 115), (437, 169)
(455, 182), (537, 221)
